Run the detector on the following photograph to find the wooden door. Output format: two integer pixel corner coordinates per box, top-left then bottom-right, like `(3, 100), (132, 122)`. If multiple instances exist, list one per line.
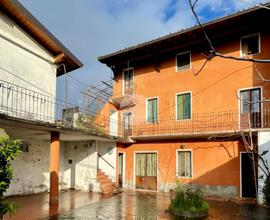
(135, 153), (157, 190)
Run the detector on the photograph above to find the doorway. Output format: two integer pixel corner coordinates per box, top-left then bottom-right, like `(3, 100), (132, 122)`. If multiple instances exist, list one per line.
(240, 152), (257, 198)
(135, 152), (157, 190)
(118, 152), (125, 188)
(109, 110), (118, 136)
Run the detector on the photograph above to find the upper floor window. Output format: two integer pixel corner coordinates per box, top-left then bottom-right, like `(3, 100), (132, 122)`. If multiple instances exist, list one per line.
(147, 97), (158, 123)
(241, 33), (260, 56)
(176, 92), (191, 120)
(177, 150), (192, 178)
(176, 51), (191, 71)
(239, 87), (262, 128)
(123, 68), (134, 95)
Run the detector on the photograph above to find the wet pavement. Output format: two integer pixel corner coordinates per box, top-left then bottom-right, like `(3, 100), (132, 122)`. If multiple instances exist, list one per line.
(4, 190), (102, 220)
(45, 191), (270, 220)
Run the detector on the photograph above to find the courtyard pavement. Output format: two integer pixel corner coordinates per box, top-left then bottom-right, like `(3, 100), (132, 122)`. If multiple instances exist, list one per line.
(4, 190), (270, 219)
(4, 190), (102, 220)
(46, 191), (270, 220)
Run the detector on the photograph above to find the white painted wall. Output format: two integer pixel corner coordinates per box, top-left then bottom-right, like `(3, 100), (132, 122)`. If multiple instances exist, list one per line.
(0, 11), (57, 121)
(63, 141), (100, 192)
(258, 131), (270, 204)
(5, 138), (103, 196)
(97, 141), (117, 183)
(6, 139), (66, 196)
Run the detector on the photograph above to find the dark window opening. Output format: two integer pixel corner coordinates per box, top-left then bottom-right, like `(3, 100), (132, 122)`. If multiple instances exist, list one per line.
(241, 34), (260, 56)
(176, 52), (191, 71)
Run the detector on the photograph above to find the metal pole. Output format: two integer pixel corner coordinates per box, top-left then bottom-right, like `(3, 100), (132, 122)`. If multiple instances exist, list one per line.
(63, 64), (67, 109)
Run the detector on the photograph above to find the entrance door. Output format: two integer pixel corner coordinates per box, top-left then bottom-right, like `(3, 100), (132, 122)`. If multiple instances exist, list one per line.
(135, 153), (157, 190)
(240, 88), (262, 129)
(241, 152), (257, 198)
(118, 153), (124, 187)
(109, 110), (118, 136)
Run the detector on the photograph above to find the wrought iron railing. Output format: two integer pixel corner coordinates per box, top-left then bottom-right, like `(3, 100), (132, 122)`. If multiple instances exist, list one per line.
(127, 110), (270, 138)
(0, 80), (118, 137)
(1, 80), (270, 140)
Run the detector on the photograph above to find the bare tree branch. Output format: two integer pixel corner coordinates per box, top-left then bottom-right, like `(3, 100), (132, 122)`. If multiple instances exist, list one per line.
(255, 65), (270, 82)
(188, 0), (270, 75)
(189, 0), (216, 53)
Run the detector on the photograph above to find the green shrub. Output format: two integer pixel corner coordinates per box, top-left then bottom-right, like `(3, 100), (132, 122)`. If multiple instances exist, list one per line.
(169, 184), (209, 215)
(263, 176), (270, 204)
(0, 132), (21, 219)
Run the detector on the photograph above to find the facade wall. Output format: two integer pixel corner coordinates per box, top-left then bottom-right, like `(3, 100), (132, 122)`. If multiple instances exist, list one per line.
(5, 138), (65, 196)
(117, 140), (245, 197)
(5, 138), (104, 196)
(112, 31), (270, 122)
(0, 11), (57, 120)
(63, 141), (100, 192)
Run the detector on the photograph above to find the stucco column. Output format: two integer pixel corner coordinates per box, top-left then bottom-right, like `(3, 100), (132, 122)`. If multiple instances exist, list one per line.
(49, 131), (60, 205)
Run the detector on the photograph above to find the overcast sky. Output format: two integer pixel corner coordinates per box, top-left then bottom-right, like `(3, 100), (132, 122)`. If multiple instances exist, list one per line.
(19, 0), (268, 104)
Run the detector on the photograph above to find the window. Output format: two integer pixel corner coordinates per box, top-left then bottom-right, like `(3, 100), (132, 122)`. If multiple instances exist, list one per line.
(177, 150), (192, 178)
(241, 34), (260, 56)
(240, 88), (261, 113)
(176, 92), (191, 120)
(123, 68), (134, 95)
(240, 88), (262, 128)
(176, 51), (191, 71)
(147, 98), (158, 123)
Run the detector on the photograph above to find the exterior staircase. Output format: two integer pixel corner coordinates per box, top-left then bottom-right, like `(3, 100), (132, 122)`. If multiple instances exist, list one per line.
(97, 169), (116, 194)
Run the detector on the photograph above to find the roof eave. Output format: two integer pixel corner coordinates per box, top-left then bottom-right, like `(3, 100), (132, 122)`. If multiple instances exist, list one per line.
(1, 0), (83, 75)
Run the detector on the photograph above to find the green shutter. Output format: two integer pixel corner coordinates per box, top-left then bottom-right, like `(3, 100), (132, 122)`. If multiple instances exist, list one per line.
(177, 95), (184, 120)
(177, 93), (191, 120)
(184, 93), (191, 119)
(147, 98), (158, 123)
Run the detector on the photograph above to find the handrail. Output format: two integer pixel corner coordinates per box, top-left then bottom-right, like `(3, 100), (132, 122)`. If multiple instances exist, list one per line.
(98, 153), (115, 169)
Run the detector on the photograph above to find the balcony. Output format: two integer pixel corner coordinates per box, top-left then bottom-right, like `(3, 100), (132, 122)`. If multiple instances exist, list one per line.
(124, 110), (270, 140)
(110, 82), (136, 110)
(0, 80), (112, 138)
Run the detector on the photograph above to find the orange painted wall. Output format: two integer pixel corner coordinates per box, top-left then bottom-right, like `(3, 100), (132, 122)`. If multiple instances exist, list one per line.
(112, 31), (270, 121)
(117, 140), (245, 192)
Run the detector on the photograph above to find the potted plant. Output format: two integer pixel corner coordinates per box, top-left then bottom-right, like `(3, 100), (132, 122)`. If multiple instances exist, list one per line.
(167, 183), (209, 219)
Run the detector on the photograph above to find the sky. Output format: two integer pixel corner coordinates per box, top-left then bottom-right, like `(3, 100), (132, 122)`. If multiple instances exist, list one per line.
(19, 0), (268, 104)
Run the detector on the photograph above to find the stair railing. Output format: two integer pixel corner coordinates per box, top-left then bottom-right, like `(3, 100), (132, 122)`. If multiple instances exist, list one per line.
(97, 153), (115, 170)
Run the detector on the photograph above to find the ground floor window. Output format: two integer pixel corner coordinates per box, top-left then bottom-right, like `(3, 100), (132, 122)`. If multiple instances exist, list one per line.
(177, 150), (192, 178)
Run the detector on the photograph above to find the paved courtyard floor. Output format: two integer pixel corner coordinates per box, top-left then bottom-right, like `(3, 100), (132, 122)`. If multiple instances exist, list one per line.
(4, 190), (102, 220)
(46, 191), (270, 220)
(4, 190), (270, 220)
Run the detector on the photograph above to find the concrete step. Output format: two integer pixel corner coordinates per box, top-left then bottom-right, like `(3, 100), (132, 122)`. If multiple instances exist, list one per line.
(97, 175), (109, 181)
(96, 169), (116, 195)
(97, 171), (105, 175)
(100, 182), (115, 189)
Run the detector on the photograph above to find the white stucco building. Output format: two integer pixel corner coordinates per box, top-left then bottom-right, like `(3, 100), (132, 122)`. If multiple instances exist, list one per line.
(0, 0), (117, 200)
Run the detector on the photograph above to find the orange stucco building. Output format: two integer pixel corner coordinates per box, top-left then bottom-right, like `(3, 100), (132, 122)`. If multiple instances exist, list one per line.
(98, 4), (270, 199)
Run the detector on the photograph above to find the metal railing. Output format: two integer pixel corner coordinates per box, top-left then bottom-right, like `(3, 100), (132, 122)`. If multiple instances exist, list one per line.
(0, 80), (118, 137)
(1, 80), (270, 140)
(127, 110), (270, 137)
(97, 153), (115, 169)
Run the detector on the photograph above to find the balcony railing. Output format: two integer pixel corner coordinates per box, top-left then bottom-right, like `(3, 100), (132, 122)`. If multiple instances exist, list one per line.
(127, 110), (270, 138)
(1, 80), (270, 141)
(0, 80), (115, 137)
